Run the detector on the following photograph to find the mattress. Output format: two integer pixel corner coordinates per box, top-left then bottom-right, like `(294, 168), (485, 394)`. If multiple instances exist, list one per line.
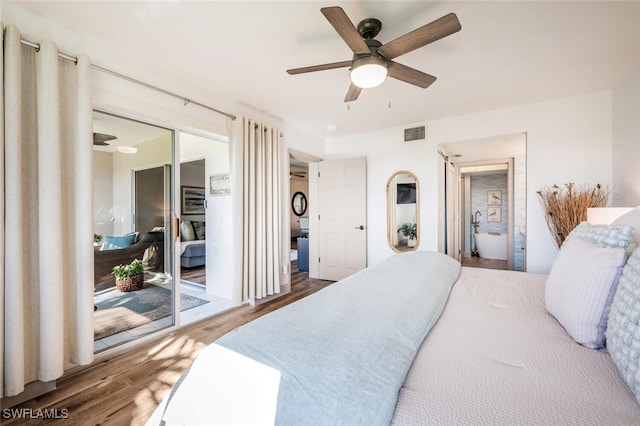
(392, 266), (640, 425)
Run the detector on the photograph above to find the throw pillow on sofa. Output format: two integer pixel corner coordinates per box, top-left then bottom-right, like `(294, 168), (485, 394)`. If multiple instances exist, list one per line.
(181, 221), (196, 241)
(192, 221), (206, 240)
(101, 232), (139, 250)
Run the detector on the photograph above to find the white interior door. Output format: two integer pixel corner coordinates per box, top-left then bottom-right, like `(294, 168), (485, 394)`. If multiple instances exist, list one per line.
(318, 157), (367, 281)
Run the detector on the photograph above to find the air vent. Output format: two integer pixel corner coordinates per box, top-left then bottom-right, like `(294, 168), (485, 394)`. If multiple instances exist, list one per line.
(404, 126), (426, 142)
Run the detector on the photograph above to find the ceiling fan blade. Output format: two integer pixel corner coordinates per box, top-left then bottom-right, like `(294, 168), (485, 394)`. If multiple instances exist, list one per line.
(287, 60), (352, 75)
(93, 132), (117, 145)
(344, 82), (362, 102)
(378, 13), (461, 60)
(388, 62), (437, 89)
(321, 6), (370, 56)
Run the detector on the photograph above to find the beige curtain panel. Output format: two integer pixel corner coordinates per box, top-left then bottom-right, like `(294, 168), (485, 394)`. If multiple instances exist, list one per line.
(229, 116), (282, 303)
(1, 25), (94, 397)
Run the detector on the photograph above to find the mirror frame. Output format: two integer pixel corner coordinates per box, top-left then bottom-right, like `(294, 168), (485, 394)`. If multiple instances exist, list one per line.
(386, 170), (420, 253)
(291, 191), (307, 216)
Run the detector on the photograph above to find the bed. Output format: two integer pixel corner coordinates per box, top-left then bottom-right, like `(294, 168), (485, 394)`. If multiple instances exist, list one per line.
(148, 208), (640, 425)
(180, 220), (205, 268)
(180, 240), (205, 268)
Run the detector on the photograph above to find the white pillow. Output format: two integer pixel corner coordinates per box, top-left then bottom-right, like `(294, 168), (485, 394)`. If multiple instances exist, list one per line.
(545, 237), (627, 349)
(611, 206), (640, 254)
(180, 220), (195, 241)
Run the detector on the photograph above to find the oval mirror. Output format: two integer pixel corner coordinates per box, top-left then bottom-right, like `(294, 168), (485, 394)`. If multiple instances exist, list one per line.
(291, 191), (307, 216)
(387, 171), (420, 252)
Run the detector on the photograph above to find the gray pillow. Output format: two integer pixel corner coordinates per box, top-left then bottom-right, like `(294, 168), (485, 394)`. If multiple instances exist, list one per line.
(606, 246), (640, 404)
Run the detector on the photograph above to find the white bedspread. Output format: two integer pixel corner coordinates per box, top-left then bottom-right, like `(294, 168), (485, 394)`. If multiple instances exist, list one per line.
(392, 266), (640, 425)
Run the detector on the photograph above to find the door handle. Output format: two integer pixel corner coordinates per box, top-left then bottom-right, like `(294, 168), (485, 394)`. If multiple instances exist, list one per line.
(174, 214), (180, 241)
(354, 225), (365, 230)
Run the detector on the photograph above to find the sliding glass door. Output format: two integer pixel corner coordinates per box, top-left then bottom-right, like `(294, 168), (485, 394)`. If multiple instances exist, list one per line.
(92, 110), (175, 353)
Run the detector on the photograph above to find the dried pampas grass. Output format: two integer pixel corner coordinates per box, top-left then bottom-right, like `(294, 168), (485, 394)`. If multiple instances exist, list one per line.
(537, 182), (609, 249)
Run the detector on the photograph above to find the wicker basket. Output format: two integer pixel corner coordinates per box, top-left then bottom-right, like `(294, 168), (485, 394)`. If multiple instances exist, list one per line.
(115, 274), (144, 292)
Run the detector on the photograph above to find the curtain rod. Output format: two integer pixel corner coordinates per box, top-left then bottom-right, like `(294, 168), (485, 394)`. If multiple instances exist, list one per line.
(19, 38), (237, 121)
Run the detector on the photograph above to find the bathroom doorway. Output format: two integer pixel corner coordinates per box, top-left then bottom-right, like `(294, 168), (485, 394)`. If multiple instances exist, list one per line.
(440, 133), (527, 271)
(460, 162), (511, 270)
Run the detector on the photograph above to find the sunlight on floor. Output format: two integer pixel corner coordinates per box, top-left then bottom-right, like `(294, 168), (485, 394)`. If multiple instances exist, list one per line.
(94, 275), (234, 353)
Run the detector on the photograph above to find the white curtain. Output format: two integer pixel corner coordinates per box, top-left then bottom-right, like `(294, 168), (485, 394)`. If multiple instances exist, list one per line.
(229, 116), (282, 303)
(1, 25), (94, 397)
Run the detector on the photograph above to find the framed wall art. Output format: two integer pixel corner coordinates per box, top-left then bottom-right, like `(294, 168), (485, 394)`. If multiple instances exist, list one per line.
(210, 173), (231, 196)
(181, 186), (205, 214)
(487, 190), (502, 206)
(487, 206), (502, 222)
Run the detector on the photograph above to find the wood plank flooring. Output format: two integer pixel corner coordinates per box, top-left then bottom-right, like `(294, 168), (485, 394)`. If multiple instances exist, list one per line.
(180, 265), (205, 285)
(5, 262), (333, 425)
(460, 256), (508, 270)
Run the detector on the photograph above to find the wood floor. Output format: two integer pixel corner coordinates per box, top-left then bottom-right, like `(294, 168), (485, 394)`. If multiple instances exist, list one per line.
(460, 255), (508, 270)
(5, 262), (333, 425)
(180, 265), (205, 285)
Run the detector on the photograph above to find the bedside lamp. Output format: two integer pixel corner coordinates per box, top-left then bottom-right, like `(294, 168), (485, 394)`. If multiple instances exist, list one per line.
(587, 207), (633, 225)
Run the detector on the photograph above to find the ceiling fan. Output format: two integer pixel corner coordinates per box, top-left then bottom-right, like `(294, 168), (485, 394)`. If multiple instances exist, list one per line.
(286, 6), (461, 102)
(93, 132), (117, 146)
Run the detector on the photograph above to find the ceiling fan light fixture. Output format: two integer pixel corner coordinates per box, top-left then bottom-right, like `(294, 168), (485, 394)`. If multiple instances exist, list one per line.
(350, 56), (388, 88)
(117, 146), (138, 154)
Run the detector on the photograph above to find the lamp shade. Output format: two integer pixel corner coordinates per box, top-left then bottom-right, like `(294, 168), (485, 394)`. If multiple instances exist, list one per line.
(350, 56), (388, 89)
(587, 207), (633, 224)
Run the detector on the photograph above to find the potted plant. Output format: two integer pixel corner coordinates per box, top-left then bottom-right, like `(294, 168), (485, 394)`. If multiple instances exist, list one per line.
(398, 223), (418, 247)
(93, 233), (103, 246)
(112, 259), (145, 292)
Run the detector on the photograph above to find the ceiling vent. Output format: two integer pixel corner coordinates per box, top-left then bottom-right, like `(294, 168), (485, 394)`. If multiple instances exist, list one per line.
(404, 126), (426, 142)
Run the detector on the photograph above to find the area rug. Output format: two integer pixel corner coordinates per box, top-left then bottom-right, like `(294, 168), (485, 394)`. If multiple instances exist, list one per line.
(94, 284), (209, 340)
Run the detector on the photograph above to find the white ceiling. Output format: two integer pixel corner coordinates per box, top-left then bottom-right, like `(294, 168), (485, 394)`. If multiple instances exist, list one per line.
(7, 1), (640, 139)
(93, 110), (171, 152)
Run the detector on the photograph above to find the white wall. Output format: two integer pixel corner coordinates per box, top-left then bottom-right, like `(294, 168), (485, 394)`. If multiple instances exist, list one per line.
(326, 91), (613, 273)
(613, 66), (640, 207)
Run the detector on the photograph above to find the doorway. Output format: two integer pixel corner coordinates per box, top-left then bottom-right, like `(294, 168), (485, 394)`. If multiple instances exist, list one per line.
(289, 151), (311, 278)
(440, 133), (527, 272)
(92, 110), (175, 352)
(178, 132), (235, 325)
(179, 158), (207, 288)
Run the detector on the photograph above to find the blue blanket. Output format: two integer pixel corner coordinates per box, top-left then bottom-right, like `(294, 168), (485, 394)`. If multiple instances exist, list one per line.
(157, 251), (460, 425)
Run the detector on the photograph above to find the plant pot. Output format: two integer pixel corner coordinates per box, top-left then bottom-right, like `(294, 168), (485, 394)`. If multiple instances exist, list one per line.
(407, 238), (417, 248)
(115, 274), (144, 292)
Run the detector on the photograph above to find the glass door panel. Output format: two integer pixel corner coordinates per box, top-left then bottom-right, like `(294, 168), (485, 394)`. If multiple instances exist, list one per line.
(93, 110), (174, 353)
